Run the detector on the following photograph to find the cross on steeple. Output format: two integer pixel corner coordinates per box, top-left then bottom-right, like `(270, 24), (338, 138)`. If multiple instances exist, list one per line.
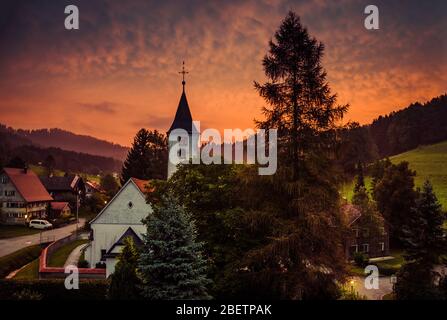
(179, 61), (189, 91)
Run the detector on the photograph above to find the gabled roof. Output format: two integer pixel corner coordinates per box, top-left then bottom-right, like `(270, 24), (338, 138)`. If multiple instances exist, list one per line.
(168, 88), (195, 134)
(89, 177), (150, 225)
(341, 204), (362, 226)
(2, 167), (53, 202)
(50, 201), (69, 211)
(105, 227), (143, 258)
(40, 175), (82, 192)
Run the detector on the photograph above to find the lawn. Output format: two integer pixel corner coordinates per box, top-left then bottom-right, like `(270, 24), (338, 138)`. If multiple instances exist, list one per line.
(390, 141), (447, 211)
(0, 245), (42, 279)
(48, 239), (89, 267)
(13, 258), (40, 280)
(341, 141), (447, 211)
(0, 225), (40, 239)
(349, 250), (404, 277)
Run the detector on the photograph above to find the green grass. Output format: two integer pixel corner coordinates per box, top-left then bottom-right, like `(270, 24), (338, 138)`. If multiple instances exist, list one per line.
(375, 250), (404, 276)
(341, 176), (373, 202)
(29, 164), (64, 177)
(0, 225), (40, 239)
(390, 141), (447, 210)
(13, 258), (40, 280)
(0, 245), (42, 279)
(48, 239), (88, 267)
(341, 141), (447, 211)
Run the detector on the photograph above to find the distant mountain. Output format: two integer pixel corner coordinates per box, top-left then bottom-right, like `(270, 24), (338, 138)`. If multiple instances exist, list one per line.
(10, 127), (129, 161)
(0, 124), (122, 175)
(369, 94), (447, 157)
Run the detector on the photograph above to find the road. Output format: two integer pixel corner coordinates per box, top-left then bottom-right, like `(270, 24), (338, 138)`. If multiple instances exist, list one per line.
(0, 219), (86, 258)
(351, 276), (393, 300)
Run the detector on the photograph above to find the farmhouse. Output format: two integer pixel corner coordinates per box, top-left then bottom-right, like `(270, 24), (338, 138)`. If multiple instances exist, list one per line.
(83, 177), (151, 277)
(0, 167), (53, 225)
(342, 203), (390, 259)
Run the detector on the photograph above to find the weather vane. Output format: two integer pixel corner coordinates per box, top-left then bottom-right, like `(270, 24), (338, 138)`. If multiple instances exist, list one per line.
(179, 61), (189, 88)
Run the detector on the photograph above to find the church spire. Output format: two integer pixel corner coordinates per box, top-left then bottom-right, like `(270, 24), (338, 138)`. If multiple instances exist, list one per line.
(168, 61), (193, 134)
(178, 60), (189, 92)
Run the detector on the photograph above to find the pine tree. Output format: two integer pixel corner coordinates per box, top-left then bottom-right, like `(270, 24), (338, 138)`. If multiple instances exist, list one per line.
(120, 129), (168, 184)
(395, 180), (447, 299)
(139, 194), (212, 300)
(108, 237), (142, 300)
(246, 11), (348, 298)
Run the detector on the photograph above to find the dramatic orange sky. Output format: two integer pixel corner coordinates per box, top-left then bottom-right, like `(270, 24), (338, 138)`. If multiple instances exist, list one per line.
(0, 0), (446, 146)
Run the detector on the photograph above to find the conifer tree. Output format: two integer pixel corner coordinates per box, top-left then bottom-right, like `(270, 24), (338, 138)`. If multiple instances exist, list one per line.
(120, 129), (167, 184)
(139, 194), (211, 300)
(108, 237), (142, 300)
(395, 180), (447, 299)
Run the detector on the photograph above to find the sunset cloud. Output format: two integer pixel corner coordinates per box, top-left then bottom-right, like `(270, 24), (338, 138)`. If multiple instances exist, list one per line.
(0, 0), (445, 146)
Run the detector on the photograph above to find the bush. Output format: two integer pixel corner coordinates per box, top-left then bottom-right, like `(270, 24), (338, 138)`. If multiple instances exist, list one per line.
(95, 262), (106, 269)
(78, 259), (89, 268)
(353, 252), (369, 267)
(0, 279), (108, 300)
(12, 289), (43, 300)
(0, 245), (43, 279)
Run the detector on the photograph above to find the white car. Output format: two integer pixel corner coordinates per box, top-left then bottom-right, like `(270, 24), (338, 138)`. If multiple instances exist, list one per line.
(29, 219), (53, 230)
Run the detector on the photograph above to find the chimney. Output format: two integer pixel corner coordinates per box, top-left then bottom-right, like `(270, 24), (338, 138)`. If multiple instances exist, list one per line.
(23, 165), (28, 174)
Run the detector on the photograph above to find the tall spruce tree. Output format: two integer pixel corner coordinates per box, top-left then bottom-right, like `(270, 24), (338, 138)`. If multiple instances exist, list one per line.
(248, 11), (348, 298)
(395, 181), (446, 299)
(108, 237), (142, 300)
(120, 129), (168, 184)
(139, 194), (211, 300)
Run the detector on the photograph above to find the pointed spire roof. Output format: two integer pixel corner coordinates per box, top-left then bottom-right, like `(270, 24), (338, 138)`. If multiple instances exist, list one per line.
(168, 61), (194, 134)
(168, 88), (194, 134)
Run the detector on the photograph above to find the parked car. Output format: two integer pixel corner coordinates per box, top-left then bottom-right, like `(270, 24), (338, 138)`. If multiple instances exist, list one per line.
(29, 219), (53, 230)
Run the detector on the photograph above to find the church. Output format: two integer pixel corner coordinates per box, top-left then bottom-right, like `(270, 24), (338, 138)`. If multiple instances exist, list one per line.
(84, 66), (195, 277)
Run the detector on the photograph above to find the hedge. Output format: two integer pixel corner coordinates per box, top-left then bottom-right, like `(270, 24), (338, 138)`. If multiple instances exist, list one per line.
(0, 279), (108, 300)
(0, 245), (43, 279)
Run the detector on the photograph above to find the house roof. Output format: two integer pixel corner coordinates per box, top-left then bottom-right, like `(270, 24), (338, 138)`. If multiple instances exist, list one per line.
(89, 177), (151, 225)
(105, 227), (143, 258)
(40, 175), (82, 192)
(2, 167), (53, 202)
(341, 204), (362, 226)
(130, 177), (150, 194)
(50, 201), (69, 211)
(85, 180), (103, 192)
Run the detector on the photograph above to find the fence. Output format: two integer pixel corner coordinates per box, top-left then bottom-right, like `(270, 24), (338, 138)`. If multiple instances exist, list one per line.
(39, 233), (106, 279)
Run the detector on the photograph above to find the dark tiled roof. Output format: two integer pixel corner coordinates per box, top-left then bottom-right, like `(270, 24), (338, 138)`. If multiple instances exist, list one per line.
(40, 175), (79, 192)
(3, 167), (53, 202)
(341, 204), (362, 226)
(105, 227), (143, 257)
(168, 89), (194, 134)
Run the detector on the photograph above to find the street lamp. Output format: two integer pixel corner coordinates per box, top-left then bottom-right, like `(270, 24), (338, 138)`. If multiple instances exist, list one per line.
(76, 189), (81, 236)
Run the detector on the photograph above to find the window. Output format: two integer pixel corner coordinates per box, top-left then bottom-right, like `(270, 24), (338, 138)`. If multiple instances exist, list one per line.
(1, 177), (7, 184)
(128, 201), (133, 209)
(379, 242), (385, 252)
(350, 245), (358, 255)
(353, 228), (359, 237)
(362, 244), (369, 253)
(380, 227), (386, 235)
(362, 228), (370, 237)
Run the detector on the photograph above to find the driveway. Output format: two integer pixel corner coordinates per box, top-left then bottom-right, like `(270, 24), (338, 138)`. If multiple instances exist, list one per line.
(351, 276), (394, 300)
(0, 219), (86, 258)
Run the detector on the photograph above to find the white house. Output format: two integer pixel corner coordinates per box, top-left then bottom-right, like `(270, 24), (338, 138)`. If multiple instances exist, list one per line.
(84, 177), (151, 277)
(0, 167), (53, 225)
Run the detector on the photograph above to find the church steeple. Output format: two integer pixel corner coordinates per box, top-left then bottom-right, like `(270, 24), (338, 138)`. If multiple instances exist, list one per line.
(168, 61), (194, 134)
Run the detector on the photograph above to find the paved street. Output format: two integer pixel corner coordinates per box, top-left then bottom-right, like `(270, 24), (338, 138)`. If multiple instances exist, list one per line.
(0, 219), (86, 258)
